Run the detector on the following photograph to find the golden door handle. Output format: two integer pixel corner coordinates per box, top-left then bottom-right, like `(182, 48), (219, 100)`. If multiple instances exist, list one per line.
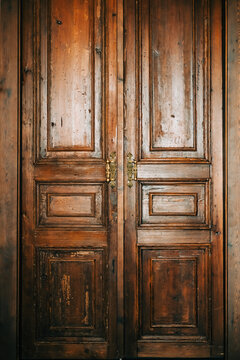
(127, 152), (137, 188)
(106, 152), (117, 188)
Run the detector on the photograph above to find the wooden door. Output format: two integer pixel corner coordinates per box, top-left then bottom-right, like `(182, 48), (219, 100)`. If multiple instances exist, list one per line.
(21, 0), (224, 359)
(21, 0), (120, 358)
(124, 0), (224, 358)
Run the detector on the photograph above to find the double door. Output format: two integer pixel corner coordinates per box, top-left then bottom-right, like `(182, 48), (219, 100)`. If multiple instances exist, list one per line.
(21, 0), (224, 358)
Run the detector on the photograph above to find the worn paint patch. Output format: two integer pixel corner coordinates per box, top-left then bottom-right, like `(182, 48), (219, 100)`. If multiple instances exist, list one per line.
(83, 287), (90, 325)
(61, 274), (71, 306)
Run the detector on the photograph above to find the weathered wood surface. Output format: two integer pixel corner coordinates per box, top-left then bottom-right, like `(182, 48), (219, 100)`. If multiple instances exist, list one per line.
(227, 1), (240, 359)
(1, 0), (240, 359)
(124, 0), (224, 357)
(0, 0), (19, 359)
(21, 0), (119, 358)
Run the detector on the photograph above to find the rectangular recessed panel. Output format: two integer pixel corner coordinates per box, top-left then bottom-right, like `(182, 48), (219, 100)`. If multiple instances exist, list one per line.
(50, 260), (95, 329)
(37, 248), (106, 340)
(48, 194), (95, 217)
(37, 0), (104, 160)
(48, 0), (94, 151)
(140, 0), (209, 160)
(140, 247), (210, 339)
(150, 193), (197, 216)
(151, 259), (197, 326)
(140, 181), (210, 228)
(150, 0), (194, 150)
(37, 183), (105, 227)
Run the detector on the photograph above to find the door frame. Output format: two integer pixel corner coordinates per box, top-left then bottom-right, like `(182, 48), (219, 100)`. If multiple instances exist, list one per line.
(0, 0), (240, 359)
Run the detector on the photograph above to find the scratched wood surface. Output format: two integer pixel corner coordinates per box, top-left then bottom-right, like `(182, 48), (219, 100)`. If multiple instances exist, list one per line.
(124, 0), (224, 357)
(0, 1), (19, 359)
(2, 0), (239, 359)
(21, 0), (119, 358)
(227, 1), (240, 359)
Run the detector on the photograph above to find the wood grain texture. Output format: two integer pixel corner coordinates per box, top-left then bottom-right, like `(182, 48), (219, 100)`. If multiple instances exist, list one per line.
(227, 0), (240, 359)
(21, 0), (118, 358)
(47, 0), (96, 151)
(140, 0), (210, 161)
(37, 0), (104, 160)
(37, 183), (105, 227)
(2, 0), (240, 359)
(124, 0), (224, 358)
(105, 1), (119, 357)
(137, 341), (211, 358)
(149, 0), (195, 151)
(124, 0), (139, 356)
(140, 246), (210, 340)
(36, 248), (106, 340)
(210, 0), (224, 356)
(139, 181), (210, 228)
(117, 0), (124, 356)
(0, 1), (19, 359)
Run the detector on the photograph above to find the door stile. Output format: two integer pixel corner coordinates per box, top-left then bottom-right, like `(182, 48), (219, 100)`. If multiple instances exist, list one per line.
(124, 0), (139, 356)
(210, 0), (224, 356)
(117, 0), (124, 357)
(105, 0), (118, 357)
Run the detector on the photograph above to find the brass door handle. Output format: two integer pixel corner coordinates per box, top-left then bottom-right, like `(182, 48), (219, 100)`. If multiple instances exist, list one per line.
(106, 152), (117, 188)
(127, 152), (137, 187)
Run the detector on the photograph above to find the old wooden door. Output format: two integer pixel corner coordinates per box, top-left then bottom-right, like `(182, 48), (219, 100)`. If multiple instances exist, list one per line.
(21, 0), (224, 359)
(21, 0), (120, 358)
(124, 0), (224, 358)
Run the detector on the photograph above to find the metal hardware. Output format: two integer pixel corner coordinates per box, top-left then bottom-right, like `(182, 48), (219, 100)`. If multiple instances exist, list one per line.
(106, 160), (110, 183)
(133, 159), (137, 181)
(127, 152), (137, 187)
(106, 152), (117, 188)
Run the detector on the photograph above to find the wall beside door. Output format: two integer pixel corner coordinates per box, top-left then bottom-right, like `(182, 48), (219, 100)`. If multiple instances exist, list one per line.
(0, 0), (19, 359)
(0, 0), (239, 359)
(227, 0), (240, 359)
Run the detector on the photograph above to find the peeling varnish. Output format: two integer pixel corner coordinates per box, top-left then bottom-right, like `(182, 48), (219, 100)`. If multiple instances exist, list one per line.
(83, 287), (89, 324)
(61, 274), (71, 306)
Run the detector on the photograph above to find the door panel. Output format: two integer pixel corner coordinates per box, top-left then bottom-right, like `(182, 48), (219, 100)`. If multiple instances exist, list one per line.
(124, 0), (224, 358)
(139, 181), (210, 227)
(38, 0), (104, 160)
(21, 0), (118, 358)
(37, 249), (105, 340)
(140, 247), (209, 339)
(37, 183), (105, 227)
(139, 0), (210, 161)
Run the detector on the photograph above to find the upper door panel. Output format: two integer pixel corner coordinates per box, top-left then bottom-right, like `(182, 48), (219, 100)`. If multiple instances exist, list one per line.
(36, 0), (104, 161)
(139, 0), (210, 161)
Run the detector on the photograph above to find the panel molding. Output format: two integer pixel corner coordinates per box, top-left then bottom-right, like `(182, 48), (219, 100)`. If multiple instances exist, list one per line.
(139, 246), (210, 341)
(150, 257), (198, 328)
(47, 193), (96, 217)
(138, 0), (210, 161)
(149, 0), (196, 152)
(36, 182), (106, 228)
(34, 0), (105, 162)
(149, 192), (198, 217)
(139, 180), (210, 228)
(36, 248), (106, 341)
(46, 0), (95, 153)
